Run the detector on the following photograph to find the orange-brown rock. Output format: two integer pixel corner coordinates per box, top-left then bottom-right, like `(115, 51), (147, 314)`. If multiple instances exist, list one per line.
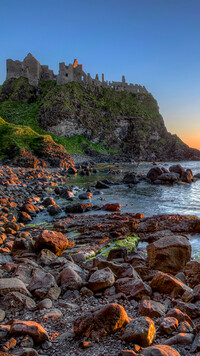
(147, 235), (191, 274)
(150, 271), (191, 298)
(159, 317), (179, 335)
(102, 203), (121, 212)
(73, 303), (130, 340)
(115, 277), (152, 299)
(122, 316), (156, 347)
(10, 320), (49, 343)
(184, 259), (200, 288)
(141, 344), (181, 356)
(138, 299), (165, 318)
(34, 230), (68, 256)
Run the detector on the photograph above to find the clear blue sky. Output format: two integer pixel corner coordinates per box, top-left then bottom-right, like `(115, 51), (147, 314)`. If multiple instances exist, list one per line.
(1, 0), (200, 148)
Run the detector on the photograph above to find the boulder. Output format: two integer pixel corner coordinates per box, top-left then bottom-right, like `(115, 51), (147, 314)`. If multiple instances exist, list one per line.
(122, 173), (137, 184)
(65, 203), (92, 214)
(0, 278), (30, 296)
(34, 230), (68, 256)
(57, 266), (83, 290)
(28, 269), (60, 300)
(184, 259), (200, 288)
(150, 271), (191, 298)
(141, 344), (181, 356)
(122, 316), (156, 347)
(147, 167), (163, 182)
(169, 164), (185, 176)
(10, 320), (49, 343)
(147, 235), (191, 274)
(102, 203), (121, 212)
(159, 317), (179, 335)
(115, 277), (152, 299)
(138, 299), (165, 318)
(88, 267), (115, 292)
(74, 303), (130, 339)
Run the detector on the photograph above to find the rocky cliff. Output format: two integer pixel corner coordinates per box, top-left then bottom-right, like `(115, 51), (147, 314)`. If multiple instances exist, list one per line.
(0, 78), (200, 161)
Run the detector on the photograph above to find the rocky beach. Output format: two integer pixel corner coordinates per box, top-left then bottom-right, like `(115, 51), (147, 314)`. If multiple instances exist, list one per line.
(0, 160), (199, 356)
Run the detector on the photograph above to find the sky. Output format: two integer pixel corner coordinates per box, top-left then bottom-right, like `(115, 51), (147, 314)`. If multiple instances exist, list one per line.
(1, 0), (200, 148)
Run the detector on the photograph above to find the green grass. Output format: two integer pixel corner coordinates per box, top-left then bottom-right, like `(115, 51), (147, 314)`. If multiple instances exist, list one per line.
(0, 78), (166, 156)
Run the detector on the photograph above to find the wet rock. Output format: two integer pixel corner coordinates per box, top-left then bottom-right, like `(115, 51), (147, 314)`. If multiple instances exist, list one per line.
(65, 203), (92, 213)
(147, 235), (191, 274)
(48, 204), (62, 215)
(102, 203), (121, 212)
(74, 303), (130, 340)
(10, 320), (49, 343)
(88, 267), (115, 292)
(141, 344), (181, 356)
(79, 192), (92, 200)
(107, 247), (128, 260)
(122, 316), (155, 347)
(34, 230), (68, 256)
(147, 167), (164, 182)
(150, 271), (191, 298)
(42, 197), (56, 207)
(138, 299), (165, 318)
(95, 181), (110, 189)
(122, 172), (137, 184)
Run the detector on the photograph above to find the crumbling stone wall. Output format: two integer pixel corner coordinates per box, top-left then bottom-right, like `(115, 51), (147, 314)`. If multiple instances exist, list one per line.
(6, 53), (148, 93)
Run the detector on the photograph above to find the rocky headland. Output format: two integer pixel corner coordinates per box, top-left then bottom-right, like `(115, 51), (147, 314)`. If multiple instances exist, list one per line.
(1, 77), (200, 163)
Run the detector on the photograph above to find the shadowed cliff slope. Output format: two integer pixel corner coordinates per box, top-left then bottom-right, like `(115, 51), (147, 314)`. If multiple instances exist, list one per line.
(0, 77), (200, 161)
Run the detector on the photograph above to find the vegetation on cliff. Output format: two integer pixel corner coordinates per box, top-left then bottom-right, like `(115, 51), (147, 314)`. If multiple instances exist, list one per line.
(0, 77), (199, 160)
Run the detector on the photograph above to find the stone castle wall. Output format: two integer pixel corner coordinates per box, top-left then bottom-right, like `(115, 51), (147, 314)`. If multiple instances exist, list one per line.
(6, 53), (148, 93)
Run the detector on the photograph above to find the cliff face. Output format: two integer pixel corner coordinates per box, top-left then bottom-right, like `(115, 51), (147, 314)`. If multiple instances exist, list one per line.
(1, 78), (200, 161)
(37, 82), (199, 160)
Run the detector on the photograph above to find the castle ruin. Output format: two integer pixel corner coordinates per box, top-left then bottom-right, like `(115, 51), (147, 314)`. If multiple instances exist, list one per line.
(6, 53), (148, 94)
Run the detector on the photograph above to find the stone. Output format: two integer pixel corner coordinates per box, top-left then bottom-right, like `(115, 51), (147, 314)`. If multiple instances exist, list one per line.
(164, 333), (194, 346)
(191, 331), (200, 353)
(42, 197), (56, 207)
(159, 317), (179, 335)
(115, 277), (152, 299)
(123, 173), (137, 184)
(34, 230), (68, 256)
(166, 308), (193, 326)
(88, 267), (115, 291)
(0, 278), (30, 296)
(43, 309), (62, 320)
(184, 259), (200, 288)
(102, 203), (121, 211)
(138, 299), (165, 318)
(74, 303), (130, 340)
(28, 268), (60, 300)
(65, 203), (92, 213)
(79, 192), (92, 200)
(107, 247), (128, 260)
(147, 235), (191, 274)
(147, 167), (163, 182)
(150, 271), (191, 298)
(10, 320), (49, 343)
(122, 316), (156, 347)
(17, 348), (39, 356)
(3, 292), (36, 310)
(38, 298), (52, 309)
(57, 266), (83, 290)
(141, 344), (181, 356)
